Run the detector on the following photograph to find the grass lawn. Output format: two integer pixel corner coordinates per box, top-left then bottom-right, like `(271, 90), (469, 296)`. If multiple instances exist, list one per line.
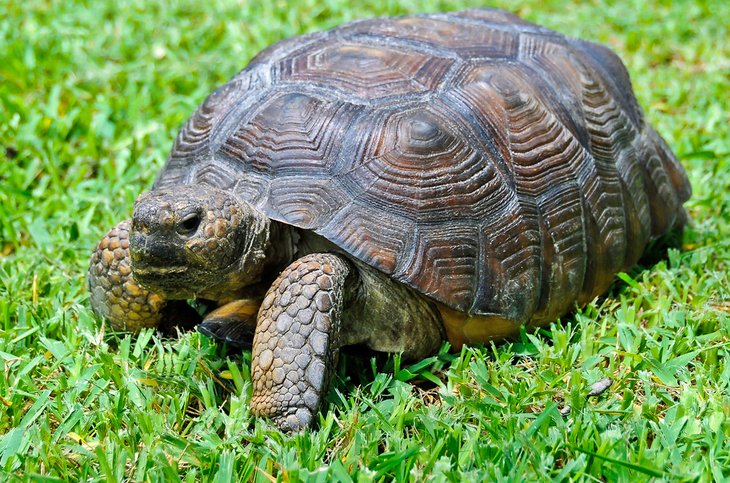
(1, 0), (728, 480)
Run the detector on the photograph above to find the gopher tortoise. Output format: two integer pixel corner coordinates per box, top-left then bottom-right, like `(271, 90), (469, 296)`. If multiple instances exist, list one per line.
(89, 8), (691, 431)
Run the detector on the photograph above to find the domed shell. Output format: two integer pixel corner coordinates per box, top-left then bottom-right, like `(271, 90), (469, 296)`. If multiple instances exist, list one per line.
(154, 8), (691, 326)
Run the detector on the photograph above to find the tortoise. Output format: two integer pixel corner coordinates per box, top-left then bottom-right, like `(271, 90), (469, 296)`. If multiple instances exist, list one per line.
(88, 7), (691, 431)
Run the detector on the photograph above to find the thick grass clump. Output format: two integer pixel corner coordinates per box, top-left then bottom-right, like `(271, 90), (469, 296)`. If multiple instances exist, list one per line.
(1, 0), (728, 480)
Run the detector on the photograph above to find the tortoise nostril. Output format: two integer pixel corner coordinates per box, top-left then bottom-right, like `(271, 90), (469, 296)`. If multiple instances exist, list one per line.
(132, 219), (147, 233)
(177, 213), (201, 235)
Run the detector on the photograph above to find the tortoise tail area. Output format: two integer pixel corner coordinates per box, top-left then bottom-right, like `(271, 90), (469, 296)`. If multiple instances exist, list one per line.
(636, 124), (692, 235)
(573, 38), (691, 238)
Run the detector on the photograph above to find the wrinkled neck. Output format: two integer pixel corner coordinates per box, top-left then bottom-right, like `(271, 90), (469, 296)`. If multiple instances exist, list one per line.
(201, 220), (299, 302)
(236, 204), (272, 278)
(263, 221), (300, 273)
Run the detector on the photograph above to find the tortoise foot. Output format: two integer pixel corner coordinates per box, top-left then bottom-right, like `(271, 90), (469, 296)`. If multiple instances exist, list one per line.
(198, 299), (261, 349)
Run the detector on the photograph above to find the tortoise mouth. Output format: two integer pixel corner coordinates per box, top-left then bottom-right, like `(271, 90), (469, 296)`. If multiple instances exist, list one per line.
(132, 264), (188, 276)
(131, 263), (198, 300)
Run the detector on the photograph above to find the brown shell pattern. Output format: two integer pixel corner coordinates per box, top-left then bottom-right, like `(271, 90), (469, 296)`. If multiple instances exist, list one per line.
(154, 8), (691, 323)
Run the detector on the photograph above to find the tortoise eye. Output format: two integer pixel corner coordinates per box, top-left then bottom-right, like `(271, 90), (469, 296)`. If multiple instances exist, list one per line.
(177, 213), (201, 235)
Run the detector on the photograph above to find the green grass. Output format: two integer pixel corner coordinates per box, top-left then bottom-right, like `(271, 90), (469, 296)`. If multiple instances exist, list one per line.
(1, 0), (728, 480)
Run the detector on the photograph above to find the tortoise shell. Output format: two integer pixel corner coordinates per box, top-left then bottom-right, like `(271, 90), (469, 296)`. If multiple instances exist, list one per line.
(153, 8), (691, 328)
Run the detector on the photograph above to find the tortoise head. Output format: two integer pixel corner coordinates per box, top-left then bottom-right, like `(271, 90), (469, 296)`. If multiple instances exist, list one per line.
(129, 185), (270, 299)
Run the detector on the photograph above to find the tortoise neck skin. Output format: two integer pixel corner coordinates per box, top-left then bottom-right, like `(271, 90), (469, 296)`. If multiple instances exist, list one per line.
(129, 184), (284, 302)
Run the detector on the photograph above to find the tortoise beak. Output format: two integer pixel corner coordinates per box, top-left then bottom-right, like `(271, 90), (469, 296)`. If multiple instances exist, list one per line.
(129, 232), (187, 271)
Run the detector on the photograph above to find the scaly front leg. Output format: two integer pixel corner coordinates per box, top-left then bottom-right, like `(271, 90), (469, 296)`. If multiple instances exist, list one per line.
(249, 253), (350, 431)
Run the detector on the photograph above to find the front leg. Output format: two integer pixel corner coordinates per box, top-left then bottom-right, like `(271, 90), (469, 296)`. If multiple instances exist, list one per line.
(250, 253), (350, 431)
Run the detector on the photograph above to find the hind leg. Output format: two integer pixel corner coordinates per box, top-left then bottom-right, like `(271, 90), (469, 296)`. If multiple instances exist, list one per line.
(197, 299), (261, 349)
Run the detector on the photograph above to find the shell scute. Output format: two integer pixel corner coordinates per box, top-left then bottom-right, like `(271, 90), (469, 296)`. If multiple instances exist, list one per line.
(279, 41), (454, 100)
(340, 16), (520, 60)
